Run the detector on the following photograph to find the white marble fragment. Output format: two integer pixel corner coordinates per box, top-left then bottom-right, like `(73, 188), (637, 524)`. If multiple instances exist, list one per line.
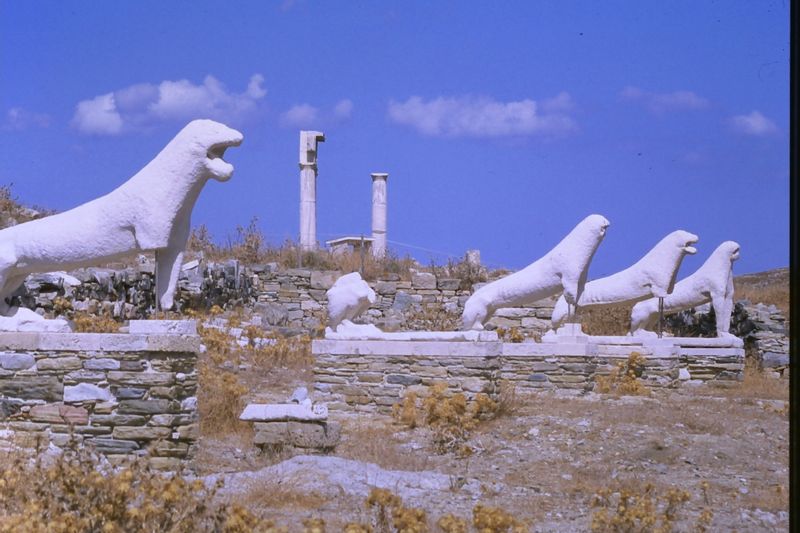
(290, 386), (309, 403)
(0, 119), (243, 319)
(462, 214), (610, 330)
(551, 230), (699, 328)
(239, 402), (328, 422)
(326, 272), (377, 328)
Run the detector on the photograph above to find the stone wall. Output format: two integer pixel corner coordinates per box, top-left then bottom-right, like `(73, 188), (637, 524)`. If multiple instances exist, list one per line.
(0, 325), (199, 469)
(312, 339), (745, 414)
(17, 261), (556, 339)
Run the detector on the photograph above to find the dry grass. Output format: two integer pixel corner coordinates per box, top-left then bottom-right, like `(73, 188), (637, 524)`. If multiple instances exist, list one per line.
(579, 305), (633, 336)
(694, 360), (789, 401)
(406, 303), (461, 331)
(187, 220), (418, 281)
(337, 420), (432, 472)
(72, 312), (121, 333)
(734, 268), (789, 322)
(0, 442), (271, 532)
(236, 477), (330, 513)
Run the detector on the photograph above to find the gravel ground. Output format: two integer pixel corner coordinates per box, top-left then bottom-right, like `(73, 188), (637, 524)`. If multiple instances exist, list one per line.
(197, 378), (789, 532)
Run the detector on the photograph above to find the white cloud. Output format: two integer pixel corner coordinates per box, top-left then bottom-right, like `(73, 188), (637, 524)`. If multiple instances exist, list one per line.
(3, 107), (51, 130)
(333, 98), (353, 119)
(387, 94), (577, 138)
(541, 91), (575, 113)
(729, 110), (777, 136)
(71, 74), (266, 135)
(620, 86), (709, 114)
(279, 99), (354, 128)
(280, 104), (319, 127)
(71, 94), (123, 135)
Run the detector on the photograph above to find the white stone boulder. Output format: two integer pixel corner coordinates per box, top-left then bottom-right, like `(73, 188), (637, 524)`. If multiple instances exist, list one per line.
(326, 272), (376, 329)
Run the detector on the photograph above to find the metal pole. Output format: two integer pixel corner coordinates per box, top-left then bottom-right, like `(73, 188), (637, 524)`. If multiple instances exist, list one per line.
(657, 297), (664, 338)
(359, 234), (365, 275)
(154, 255), (160, 317)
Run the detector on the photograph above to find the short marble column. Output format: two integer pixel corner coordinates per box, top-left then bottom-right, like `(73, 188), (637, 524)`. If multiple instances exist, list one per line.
(299, 131), (325, 251)
(371, 172), (388, 258)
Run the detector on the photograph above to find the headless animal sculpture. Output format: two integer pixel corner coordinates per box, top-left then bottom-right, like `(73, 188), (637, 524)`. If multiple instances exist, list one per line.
(0, 119), (243, 314)
(462, 214), (610, 330)
(550, 230), (699, 329)
(629, 241), (740, 339)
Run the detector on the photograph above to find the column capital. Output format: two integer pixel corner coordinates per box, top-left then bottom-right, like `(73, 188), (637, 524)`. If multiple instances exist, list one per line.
(371, 172), (389, 180)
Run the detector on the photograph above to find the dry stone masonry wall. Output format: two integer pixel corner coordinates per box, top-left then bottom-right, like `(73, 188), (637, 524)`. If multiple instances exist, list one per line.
(0, 327), (199, 468)
(313, 339), (744, 414)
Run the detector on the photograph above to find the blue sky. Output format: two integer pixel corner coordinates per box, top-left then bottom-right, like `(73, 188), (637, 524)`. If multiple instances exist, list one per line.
(0, 1), (789, 276)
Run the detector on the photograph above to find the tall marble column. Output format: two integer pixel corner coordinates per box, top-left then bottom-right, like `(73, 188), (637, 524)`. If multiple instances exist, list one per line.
(371, 172), (388, 258)
(299, 131), (325, 251)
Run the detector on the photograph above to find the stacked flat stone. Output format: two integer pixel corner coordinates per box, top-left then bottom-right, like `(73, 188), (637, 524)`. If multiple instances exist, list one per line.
(312, 337), (745, 414)
(0, 321), (199, 469)
(240, 396), (340, 452)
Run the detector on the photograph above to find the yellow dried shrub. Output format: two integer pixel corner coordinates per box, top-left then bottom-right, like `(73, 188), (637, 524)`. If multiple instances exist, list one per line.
(472, 504), (529, 533)
(590, 483), (694, 533)
(72, 312), (120, 333)
(0, 444), (274, 533)
(393, 383), (505, 455)
(595, 352), (650, 396)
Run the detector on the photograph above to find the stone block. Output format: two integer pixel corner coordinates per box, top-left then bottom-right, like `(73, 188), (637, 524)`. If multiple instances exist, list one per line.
(83, 358), (121, 370)
(90, 438), (141, 454)
(437, 278), (461, 291)
(64, 383), (115, 402)
(287, 421), (341, 449)
(0, 376), (62, 401)
(411, 272), (436, 289)
(301, 299), (322, 311)
(376, 281), (397, 295)
(459, 378), (488, 393)
(762, 352), (789, 368)
(385, 374), (422, 386)
(107, 371), (175, 386)
(113, 387), (146, 399)
(175, 423), (198, 440)
(310, 270), (341, 290)
(112, 426), (171, 440)
(149, 457), (183, 470)
(253, 422), (289, 445)
(150, 441), (190, 457)
(0, 353), (36, 371)
(118, 399), (173, 415)
(30, 403), (89, 425)
(36, 357), (82, 371)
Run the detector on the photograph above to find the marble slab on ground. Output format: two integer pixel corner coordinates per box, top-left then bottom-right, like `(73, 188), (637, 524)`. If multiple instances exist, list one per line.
(129, 319), (197, 335)
(240, 403), (328, 422)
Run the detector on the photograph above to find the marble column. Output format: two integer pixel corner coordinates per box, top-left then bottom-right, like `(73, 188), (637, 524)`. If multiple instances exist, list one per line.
(299, 131), (325, 251)
(371, 172), (388, 258)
